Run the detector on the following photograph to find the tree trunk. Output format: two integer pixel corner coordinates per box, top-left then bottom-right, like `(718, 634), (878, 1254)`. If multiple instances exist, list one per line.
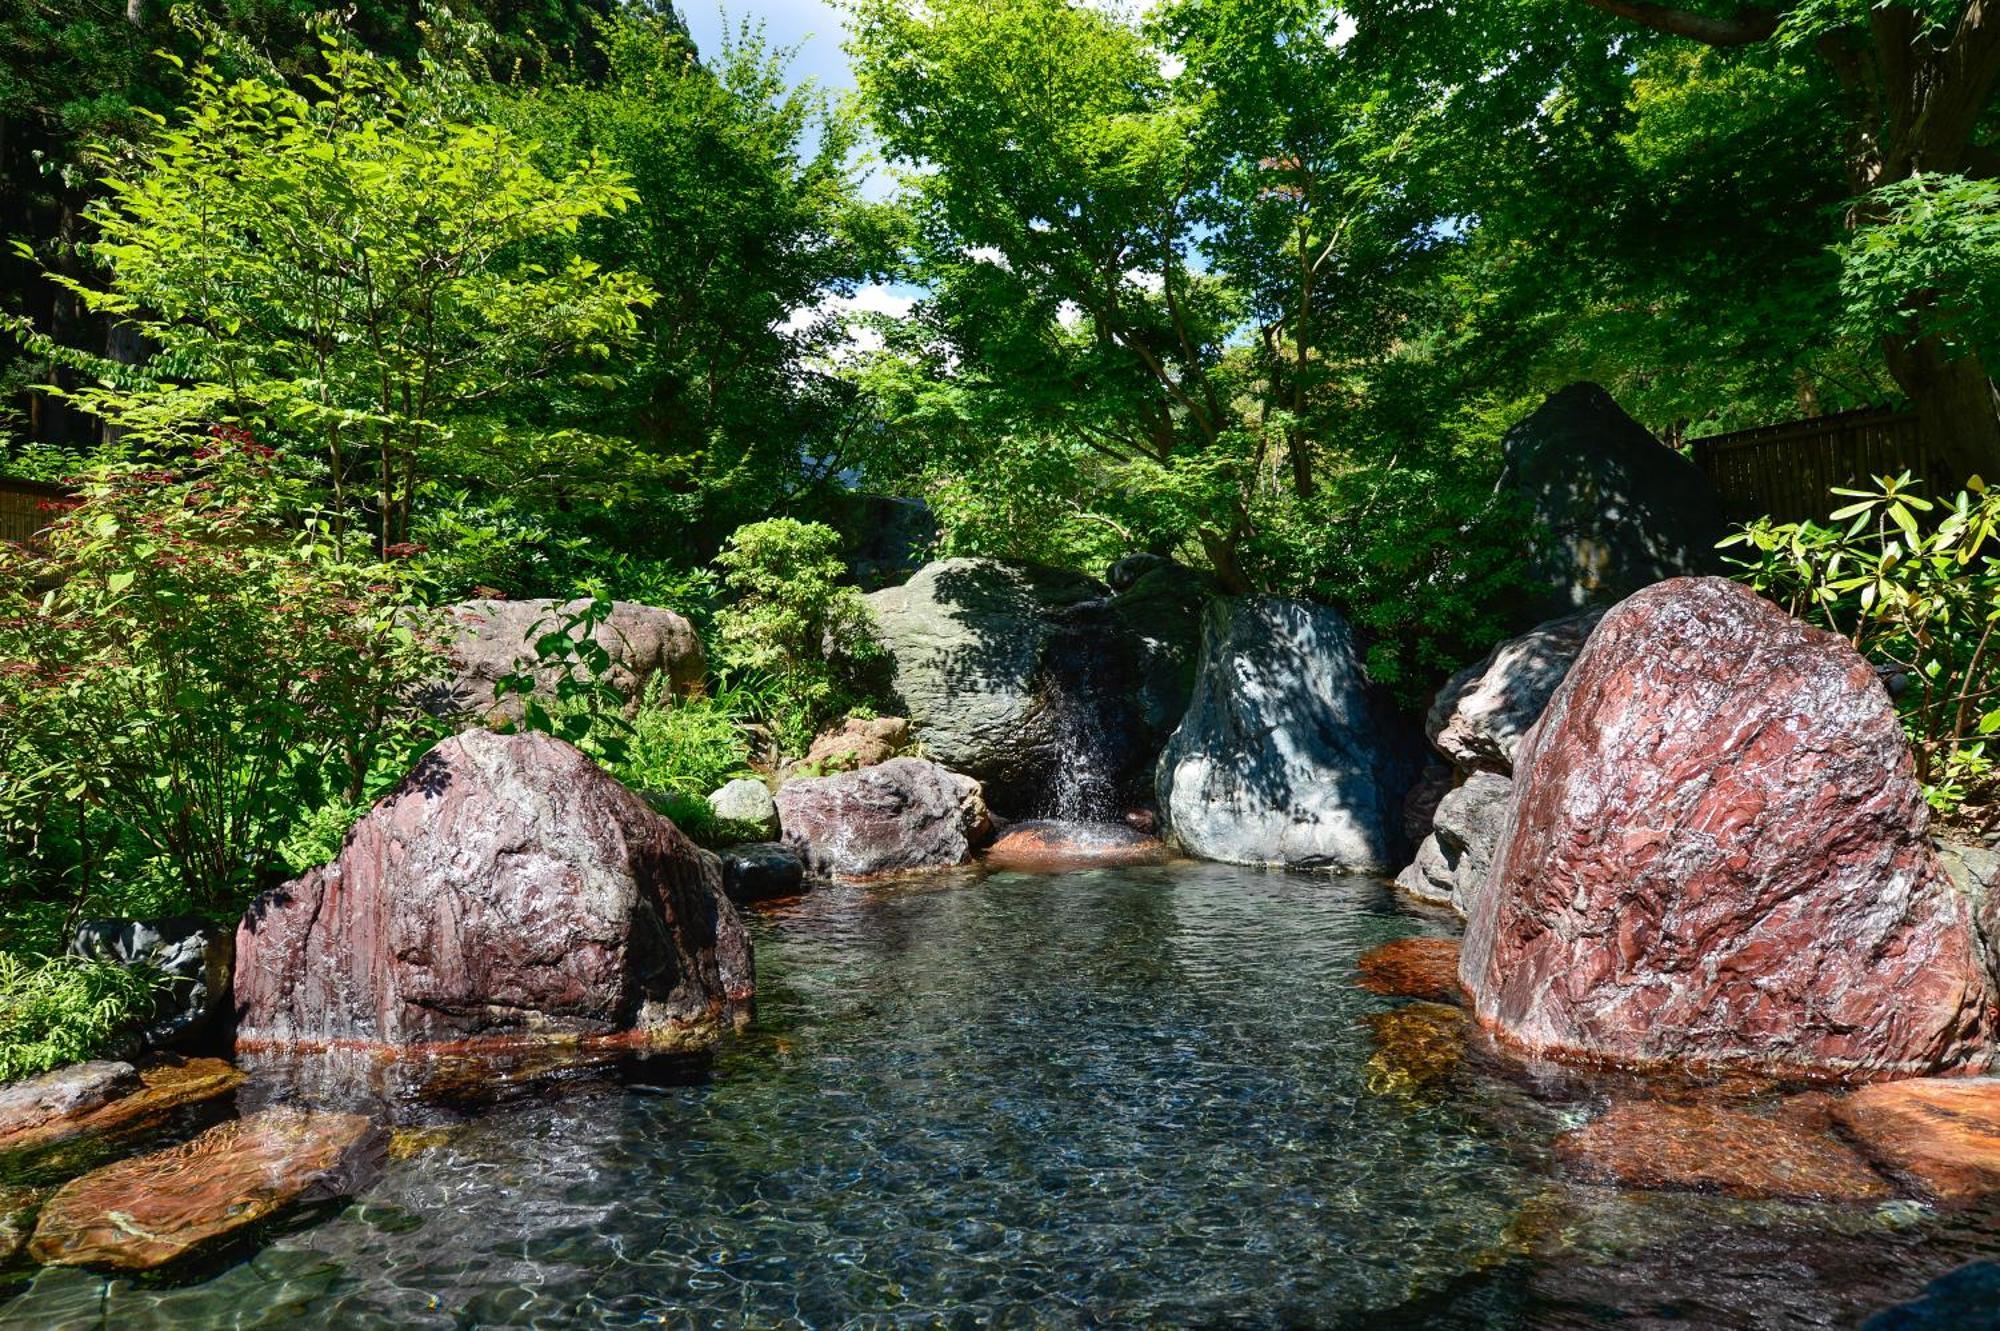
(1884, 334), (2000, 485)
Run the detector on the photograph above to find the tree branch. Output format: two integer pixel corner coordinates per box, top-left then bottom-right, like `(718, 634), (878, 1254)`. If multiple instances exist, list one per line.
(1580, 0), (1782, 46)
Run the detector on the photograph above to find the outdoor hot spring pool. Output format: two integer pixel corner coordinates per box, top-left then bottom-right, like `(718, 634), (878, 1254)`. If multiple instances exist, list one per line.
(5, 863), (2000, 1329)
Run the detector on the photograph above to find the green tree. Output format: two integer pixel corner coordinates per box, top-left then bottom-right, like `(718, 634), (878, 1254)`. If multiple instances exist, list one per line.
(514, 10), (896, 556)
(14, 25), (652, 555)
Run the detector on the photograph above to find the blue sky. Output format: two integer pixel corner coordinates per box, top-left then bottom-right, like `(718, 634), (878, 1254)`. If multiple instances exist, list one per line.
(681, 1), (858, 92)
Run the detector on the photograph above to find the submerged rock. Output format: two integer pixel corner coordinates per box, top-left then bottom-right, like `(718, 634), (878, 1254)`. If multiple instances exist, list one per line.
(1155, 597), (1420, 870)
(68, 916), (234, 1054)
(1394, 773), (1511, 913)
(28, 1107), (384, 1270)
(1833, 1078), (2000, 1201)
(435, 598), (704, 722)
(1500, 382), (1728, 615)
(1356, 937), (1463, 1005)
(0, 1062), (138, 1148)
(719, 842), (807, 903)
(1364, 1003), (1468, 1096)
(983, 820), (1170, 871)
(235, 729), (753, 1053)
(0, 1186), (35, 1262)
(708, 778), (780, 838)
(775, 757), (994, 879)
(1556, 1100), (1892, 1203)
(1462, 577), (1997, 1082)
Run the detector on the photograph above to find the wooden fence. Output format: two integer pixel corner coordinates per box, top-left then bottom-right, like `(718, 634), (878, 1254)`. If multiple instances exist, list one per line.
(0, 478), (72, 547)
(1690, 406), (1930, 524)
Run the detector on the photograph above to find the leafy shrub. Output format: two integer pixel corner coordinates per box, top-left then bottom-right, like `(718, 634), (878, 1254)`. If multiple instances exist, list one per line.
(713, 519), (884, 754)
(0, 954), (164, 1083)
(0, 449), (448, 912)
(611, 677), (760, 800)
(1725, 472), (2000, 823)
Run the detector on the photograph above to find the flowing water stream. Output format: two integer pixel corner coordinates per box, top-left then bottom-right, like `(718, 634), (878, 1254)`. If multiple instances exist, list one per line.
(4, 865), (1999, 1328)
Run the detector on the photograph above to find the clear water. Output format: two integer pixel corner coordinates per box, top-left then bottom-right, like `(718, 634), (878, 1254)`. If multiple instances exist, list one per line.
(5, 864), (2000, 1329)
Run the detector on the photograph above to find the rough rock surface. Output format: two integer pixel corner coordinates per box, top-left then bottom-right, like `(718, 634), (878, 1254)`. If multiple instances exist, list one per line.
(0, 1062), (138, 1146)
(0, 1186), (35, 1262)
(437, 598), (704, 722)
(1833, 1079), (2000, 1201)
(1427, 609), (1605, 776)
(235, 729), (753, 1052)
(865, 558), (1212, 813)
(0, 1057), (243, 1163)
(69, 916), (234, 1053)
(719, 842), (807, 904)
(1155, 597), (1420, 870)
(29, 1108), (384, 1270)
(1395, 773), (1513, 913)
(775, 757), (992, 879)
(1556, 1100), (1892, 1203)
(707, 778), (779, 838)
(1461, 577), (1997, 1082)
(792, 715), (910, 775)
(1500, 383), (1728, 615)
(1356, 937), (1464, 1004)
(983, 820), (1169, 871)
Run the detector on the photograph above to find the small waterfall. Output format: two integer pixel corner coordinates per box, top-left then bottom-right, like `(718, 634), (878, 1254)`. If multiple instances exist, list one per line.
(1040, 614), (1125, 822)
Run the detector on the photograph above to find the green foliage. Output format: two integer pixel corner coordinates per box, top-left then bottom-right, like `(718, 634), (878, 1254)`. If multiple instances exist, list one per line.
(1840, 174), (2000, 367)
(510, 10), (894, 554)
(0, 450), (448, 911)
(610, 677), (760, 803)
(0, 954), (164, 1084)
(493, 594), (634, 765)
(11, 23), (652, 557)
(1725, 473), (2000, 823)
(713, 519), (882, 753)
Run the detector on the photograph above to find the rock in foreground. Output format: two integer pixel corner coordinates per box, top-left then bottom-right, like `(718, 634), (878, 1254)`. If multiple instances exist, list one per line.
(1833, 1078), (2000, 1201)
(1462, 578), (1996, 1082)
(0, 1057), (243, 1166)
(776, 757), (993, 879)
(1156, 597), (1419, 870)
(1556, 1100), (1892, 1203)
(983, 820), (1170, 871)
(235, 729), (752, 1052)
(29, 1108), (383, 1270)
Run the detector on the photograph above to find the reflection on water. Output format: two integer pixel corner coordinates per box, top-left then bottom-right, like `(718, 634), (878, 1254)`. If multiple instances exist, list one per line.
(4, 864), (2000, 1328)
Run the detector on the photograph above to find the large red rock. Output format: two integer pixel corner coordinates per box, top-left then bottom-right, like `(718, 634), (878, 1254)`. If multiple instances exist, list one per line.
(0, 1057), (243, 1167)
(28, 1108), (383, 1270)
(1461, 577), (1996, 1082)
(235, 730), (753, 1052)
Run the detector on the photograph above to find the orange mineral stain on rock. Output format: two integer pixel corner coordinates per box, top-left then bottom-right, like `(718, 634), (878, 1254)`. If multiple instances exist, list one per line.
(0, 1057), (244, 1163)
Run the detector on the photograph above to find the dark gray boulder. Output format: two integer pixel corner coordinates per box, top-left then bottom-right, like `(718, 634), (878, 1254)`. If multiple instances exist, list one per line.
(865, 558), (1213, 814)
(1155, 597), (1422, 870)
(1502, 383), (1727, 616)
(1426, 608), (1606, 777)
(720, 842), (807, 903)
(68, 917), (233, 1053)
(776, 757), (993, 879)
(1394, 773), (1513, 913)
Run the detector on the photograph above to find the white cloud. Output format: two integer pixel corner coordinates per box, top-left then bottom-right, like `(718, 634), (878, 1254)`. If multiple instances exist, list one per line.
(783, 283), (917, 359)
